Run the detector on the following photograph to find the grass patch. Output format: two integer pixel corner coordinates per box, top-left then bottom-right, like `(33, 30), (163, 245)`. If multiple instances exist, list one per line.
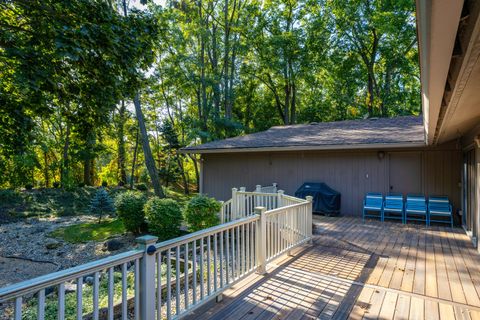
(165, 187), (196, 207)
(0, 186), (196, 221)
(49, 219), (125, 243)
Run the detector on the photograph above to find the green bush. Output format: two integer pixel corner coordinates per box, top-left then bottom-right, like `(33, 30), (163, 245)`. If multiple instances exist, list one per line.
(90, 188), (115, 222)
(114, 191), (147, 234)
(144, 198), (182, 240)
(135, 183), (148, 191)
(184, 195), (221, 232)
(24, 183), (33, 190)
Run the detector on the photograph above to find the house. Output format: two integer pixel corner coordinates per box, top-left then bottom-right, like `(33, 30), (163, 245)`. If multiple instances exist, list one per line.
(182, 0), (480, 246)
(182, 116), (461, 217)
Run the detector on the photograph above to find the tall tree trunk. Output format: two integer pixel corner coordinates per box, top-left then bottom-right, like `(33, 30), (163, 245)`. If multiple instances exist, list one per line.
(199, 0), (208, 136)
(188, 154), (200, 193)
(133, 93), (165, 198)
(284, 81), (290, 124)
(61, 122), (70, 187)
(43, 150), (49, 188)
(223, 0), (231, 119)
(176, 155), (189, 194)
(130, 128), (139, 189)
(290, 82), (296, 124)
(83, 130), (96, 185)
(117, 100), (127, 185)
(367, 69), (375, 117)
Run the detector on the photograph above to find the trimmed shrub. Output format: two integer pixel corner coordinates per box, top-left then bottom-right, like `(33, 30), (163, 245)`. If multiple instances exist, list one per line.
(90, 188), (115, 222)
(144, 198), (182, 240)
(115, 191), (147, 234)
(184, 195), (221, 232)
(0, 189), (22, 203)
(135, 183), (148, 191)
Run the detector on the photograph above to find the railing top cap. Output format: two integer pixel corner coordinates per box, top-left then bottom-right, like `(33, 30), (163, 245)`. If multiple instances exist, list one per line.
(136, 235), (158, 244)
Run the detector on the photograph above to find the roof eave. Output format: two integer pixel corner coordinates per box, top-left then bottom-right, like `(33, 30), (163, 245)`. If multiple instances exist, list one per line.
(179, 141), (427, 154)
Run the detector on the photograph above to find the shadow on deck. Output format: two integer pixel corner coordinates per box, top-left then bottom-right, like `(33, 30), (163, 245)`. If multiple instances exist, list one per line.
(185, 216), (480, 320)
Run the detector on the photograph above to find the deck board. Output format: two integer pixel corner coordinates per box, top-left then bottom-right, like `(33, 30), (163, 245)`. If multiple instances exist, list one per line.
(185, 217), (480, 320)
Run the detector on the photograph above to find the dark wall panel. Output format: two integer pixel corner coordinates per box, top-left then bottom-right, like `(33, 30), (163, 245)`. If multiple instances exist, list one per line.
(202, 145), (461, 217)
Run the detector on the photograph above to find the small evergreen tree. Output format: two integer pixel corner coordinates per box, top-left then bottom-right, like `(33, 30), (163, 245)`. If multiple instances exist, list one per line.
(90, 188), (115, 222)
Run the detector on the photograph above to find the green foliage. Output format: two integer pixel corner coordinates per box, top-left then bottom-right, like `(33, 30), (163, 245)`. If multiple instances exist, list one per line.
(0, 189), (22, 204)
(49, 219), (125, 243)
(22, 271), (135, 320)
(144, 198), (183, 240)
(0, 187), (98, 218)
(135, 183), (148, 191)
(114, 191), (147, 234)
(90, 188), (115, 222)
(184, 195), (221, 232)
(0, 0), (418, 192)
(0, 0), (159, 189)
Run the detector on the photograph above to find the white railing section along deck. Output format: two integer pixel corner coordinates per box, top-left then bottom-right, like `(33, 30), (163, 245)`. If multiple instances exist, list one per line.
(0, 190), (312, 320)
(219, 183), (304, 223)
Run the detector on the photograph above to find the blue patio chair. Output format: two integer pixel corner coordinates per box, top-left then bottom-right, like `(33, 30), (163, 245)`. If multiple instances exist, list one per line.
(405, 195), (428, 225)
(428, 196), (453, 227)
(363, 193), (383, 222)
(383, 194), (405, 223)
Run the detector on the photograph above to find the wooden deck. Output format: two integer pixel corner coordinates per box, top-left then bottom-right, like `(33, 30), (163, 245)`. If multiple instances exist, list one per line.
(185, 216), (480, 320)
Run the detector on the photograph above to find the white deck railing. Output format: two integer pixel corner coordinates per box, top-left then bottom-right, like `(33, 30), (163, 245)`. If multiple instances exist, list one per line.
(0, 190), (312, 320)
(219, 184), (304, 223)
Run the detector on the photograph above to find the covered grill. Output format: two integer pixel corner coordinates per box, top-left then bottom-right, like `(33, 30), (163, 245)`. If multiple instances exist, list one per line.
(295, 182), (341, 215)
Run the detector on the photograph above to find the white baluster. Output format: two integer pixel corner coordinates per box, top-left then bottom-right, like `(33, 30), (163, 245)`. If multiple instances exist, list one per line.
(76, 277), (82, 320)
(108, 268), (114, 320)
(255, 207), (267, 274)
(38, 289), (45, 320)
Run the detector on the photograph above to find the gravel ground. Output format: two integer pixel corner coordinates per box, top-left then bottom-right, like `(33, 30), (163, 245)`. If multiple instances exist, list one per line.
(0, 215), (136, 288)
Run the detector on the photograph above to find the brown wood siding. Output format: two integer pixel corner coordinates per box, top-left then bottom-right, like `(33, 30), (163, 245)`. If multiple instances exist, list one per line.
(202, 144), (461, 217)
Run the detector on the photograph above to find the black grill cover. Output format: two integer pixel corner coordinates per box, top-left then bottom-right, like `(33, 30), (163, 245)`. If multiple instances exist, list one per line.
(295, 182), (341, 214)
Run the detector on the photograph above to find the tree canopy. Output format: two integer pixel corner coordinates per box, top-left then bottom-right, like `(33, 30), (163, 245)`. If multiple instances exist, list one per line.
(0, 0), (420, 191)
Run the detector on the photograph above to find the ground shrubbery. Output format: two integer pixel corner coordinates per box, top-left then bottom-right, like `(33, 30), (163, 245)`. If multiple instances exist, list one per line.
(114, 191), (147, 235)
(90, 188), (115, 222)
(144, 198), (183, 240)
(184, 195), (221, 232)
(135, 183), (148, 191)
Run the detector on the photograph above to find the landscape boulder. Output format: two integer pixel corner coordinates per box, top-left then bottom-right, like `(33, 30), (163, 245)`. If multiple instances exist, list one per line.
(104, 238), (123, 252)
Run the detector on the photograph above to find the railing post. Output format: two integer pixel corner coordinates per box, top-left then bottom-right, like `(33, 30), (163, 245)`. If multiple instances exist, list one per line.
(255, 206), (267, 274)
(219, 200), (225, 224)
(136, 235), (158, 320)
(277, 189), (284, 209)
(256, 185), (262, 192)
(273, 183), (278, 193)
(306, 196), (313, 242)
(232, 188), (238, 220)
(239, 187), (246, 218)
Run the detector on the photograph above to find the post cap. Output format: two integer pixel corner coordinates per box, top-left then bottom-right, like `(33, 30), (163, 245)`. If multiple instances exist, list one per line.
(240, 187), (246, 191)
(232, 187), (238, 192)
(306, 196), (313, 202)
(136, 235), (158, 245)
(256, 185), (261, 190)
(277, 189), (285, 195)
(273, 183), (277, 187)
(254, 206), (266, 214)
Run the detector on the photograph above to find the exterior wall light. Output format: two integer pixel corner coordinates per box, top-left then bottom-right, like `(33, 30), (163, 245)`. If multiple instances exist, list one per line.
(377, 151), (385, 160)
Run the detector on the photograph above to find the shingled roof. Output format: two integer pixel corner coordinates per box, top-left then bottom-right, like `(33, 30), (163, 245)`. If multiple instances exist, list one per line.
(181, 116), (426, 153)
